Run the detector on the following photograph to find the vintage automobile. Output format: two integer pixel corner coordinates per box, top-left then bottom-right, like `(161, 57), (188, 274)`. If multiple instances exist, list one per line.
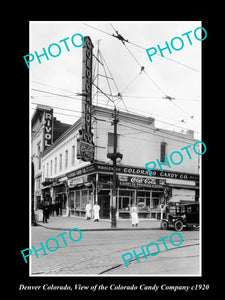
(160, 202), (199, 231)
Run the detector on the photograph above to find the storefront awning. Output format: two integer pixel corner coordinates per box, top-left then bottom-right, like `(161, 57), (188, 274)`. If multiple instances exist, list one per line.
(41, 185), (51, 190)
(68, 183), (84, 189)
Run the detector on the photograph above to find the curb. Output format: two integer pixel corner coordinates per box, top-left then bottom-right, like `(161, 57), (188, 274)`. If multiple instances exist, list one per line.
(35, 223), (160, 231)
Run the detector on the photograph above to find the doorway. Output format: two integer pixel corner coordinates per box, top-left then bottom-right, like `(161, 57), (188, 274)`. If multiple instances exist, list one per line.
(98, 190), (110, 219)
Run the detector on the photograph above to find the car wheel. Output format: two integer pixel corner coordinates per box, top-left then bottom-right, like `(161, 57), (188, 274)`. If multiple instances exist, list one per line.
(160, 220), (168, 230)
(174, 220), (183, 231)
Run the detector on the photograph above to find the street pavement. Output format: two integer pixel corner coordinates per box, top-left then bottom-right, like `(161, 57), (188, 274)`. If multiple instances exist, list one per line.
(30, 216), (200, 276)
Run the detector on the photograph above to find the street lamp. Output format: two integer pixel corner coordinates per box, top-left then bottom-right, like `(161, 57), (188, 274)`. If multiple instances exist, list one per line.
(107, 152), (123, 228)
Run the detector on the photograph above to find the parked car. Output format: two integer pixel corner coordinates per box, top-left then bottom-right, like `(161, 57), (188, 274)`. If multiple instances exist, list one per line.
(160, 203), (199, 231)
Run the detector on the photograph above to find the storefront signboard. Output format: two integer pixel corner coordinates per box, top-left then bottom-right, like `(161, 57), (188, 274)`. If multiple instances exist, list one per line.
(66, 163), (199, 182)
(96, 163), (199, 181)
(68, 175), (88, 187)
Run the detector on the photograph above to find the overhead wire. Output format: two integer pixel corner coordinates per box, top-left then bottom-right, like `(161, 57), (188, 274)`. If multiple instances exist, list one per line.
(83, 22), (200, 73)
(31, 88), (82, 101)
(109, 23), (166, 97)
(95, 49), (129, 112)
(31, 83), (199, 134)
(31, 80), (76, 94)
(107, 23), (201, 119)
(121, 73), (141, 94)
(86, 23), (201, 126)
(31, 100), (81, 114)
(108, 24), (197, 120)
(95, 117), (199, 144)
(118, 122), (199, 144)
(30, 107), (80, 119)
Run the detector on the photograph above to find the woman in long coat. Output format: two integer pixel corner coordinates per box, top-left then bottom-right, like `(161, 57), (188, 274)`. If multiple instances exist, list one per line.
(85, 202), (92, 220)
(130, 203), (139, 227)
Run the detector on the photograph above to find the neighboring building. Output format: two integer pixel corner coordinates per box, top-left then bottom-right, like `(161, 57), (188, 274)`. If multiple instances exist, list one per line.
(40, 105), (200, 220)
(31, 105), (71, 211)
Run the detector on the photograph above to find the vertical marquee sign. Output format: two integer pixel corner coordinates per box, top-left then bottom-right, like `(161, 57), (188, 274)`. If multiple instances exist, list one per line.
(77, 36), (95, 162)
(43, 109), (53, 151)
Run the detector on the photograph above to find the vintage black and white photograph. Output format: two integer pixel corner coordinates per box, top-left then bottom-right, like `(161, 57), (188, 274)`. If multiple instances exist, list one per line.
(29, 21), (202, 277)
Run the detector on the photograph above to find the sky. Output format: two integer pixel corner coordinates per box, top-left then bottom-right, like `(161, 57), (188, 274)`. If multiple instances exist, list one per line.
(29, 21), (202, 139)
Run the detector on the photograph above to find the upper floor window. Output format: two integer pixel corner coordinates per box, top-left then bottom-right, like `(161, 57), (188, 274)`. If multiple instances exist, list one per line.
(107, 132), (120, 154)
(46, 162), (49, 178)
(65, 150), (68, 169)
(160, 142), (167, 162)
(54, 157), (57, 174)
(50, 160), (53, 176)
(71, 145), (75, 166)
(59, 153), (62, 171)
(37, 142), (41, 170)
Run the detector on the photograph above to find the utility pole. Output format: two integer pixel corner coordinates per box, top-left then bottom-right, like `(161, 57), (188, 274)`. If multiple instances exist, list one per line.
(107, 108), (123, 228)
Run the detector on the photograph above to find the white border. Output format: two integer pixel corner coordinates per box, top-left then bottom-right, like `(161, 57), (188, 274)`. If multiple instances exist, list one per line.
(29, 20), (202, 277)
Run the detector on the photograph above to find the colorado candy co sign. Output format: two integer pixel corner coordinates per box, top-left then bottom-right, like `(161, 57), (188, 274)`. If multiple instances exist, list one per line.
(66, 163), (199, 182)
(123, 167), (198, 181)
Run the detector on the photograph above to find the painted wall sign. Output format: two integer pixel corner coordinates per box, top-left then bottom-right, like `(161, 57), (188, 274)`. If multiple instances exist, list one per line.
(77, 36), (95, 162)
(118, 175), (166, 188)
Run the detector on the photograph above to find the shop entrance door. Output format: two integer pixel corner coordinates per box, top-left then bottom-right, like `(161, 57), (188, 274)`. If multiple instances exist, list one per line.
(98, 190), (110, 219)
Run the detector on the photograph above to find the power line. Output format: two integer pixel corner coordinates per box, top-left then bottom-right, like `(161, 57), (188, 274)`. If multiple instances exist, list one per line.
(31, 101), (81, 114)
(32, 80), (76, 94)
(95, 113), (199, 142)
(84, 23), (201, 122)
(30, 107), (80, 119)
(109, 24), (167, 97)
(31, 95), (199, 134)
(96, 93), (200, 102)
(31, 88), (82, 101)
(83, 22), (200, 72)
(118, 122), (198, 144)
(96, 96), (200, 128)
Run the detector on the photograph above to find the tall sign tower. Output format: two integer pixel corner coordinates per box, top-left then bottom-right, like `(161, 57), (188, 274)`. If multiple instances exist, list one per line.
(77, 36), (95, 162)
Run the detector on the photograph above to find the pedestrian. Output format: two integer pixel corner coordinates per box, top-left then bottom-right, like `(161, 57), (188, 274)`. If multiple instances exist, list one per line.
(43, 202), (49, 223)
(130, 203), (139, 227)
(55, 200), (59, 216)
(85, 202), (92, 220)
(93, 202), (100, 222)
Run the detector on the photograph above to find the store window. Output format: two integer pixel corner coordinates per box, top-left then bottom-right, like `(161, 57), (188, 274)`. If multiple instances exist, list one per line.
(81, 190), (87, 210)
(70, 192), (75, 210)
(152, 191), (160, 208)
(118, 190), (134, 211)
(136, 190), (151, 212)
(75, 190), (80, 209)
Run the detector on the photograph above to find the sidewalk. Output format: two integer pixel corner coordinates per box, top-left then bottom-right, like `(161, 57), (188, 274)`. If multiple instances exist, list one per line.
(36, 215), (161, 231)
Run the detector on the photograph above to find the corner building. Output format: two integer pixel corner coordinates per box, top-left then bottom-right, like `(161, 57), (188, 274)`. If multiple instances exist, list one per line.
(41, 105), (199, 219)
